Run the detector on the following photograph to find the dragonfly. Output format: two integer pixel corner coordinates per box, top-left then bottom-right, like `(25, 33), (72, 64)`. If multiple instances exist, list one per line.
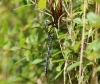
(44, 27), (53, 75)
(44, 0), (62, 75)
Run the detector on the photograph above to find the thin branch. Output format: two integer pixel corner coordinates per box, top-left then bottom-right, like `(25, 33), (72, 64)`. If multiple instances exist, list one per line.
(30, 0), (37, 6)
(78, 0), (87, 84)
(64, 58), (68, 84)
(68, 72), (72, 84)
(58, 13), (66, 29)
(62, 0), (70, 16)
(30, 0), (52, 17)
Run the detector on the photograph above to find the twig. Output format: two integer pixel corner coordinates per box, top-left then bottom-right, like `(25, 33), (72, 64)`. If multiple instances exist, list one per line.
(68, 72), (72, 84)
(78, 0), (86, 84)
(30, 0), (52, 17)
(30, 0), (37, 6)
(64, 58), (68, 84)
(62, 0), (70, 16)
(58, 13), (66, 29)
(64, 58), (73, 84)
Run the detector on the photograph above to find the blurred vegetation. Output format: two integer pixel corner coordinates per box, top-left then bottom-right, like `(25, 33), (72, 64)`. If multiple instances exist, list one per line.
(0, 0), (100, 84)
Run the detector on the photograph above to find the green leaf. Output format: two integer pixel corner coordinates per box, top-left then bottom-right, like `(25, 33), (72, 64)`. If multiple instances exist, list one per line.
(80, 3), (88, 12)
(55, 70), (63, 79)
(38, 0), (46, 9)
(58, 34), (67, 40)
(87, 12), (100, 27)
(65, 0), (69, 3)
(73, 18), (82, 24)
(86, 39), (100, 52)
(74, 41), (81, 53)
(67, 62), (80, 71)
(52, 48), (70, 57)
(0, 21), (8, 47)
(7, 76), (22, 83)
(52, 59), (64, 63)
(86, 51), (100, 60)
(86, 62), (93, 66)
(15, 58), (26, 65)
(10, 47), (20, 51)
(0, 33), (4, 47)
(56, 63), (63, 71)
(32, 59), (43, 64)
(24, 50), (30, 61)
(2, 21), (8, 34)
(52, 50), (63, 57)
(20, 38), (25, 47)
(63, 49), (71, 59)
(96, 65), (100, 72)
(18, 32), (24, 39)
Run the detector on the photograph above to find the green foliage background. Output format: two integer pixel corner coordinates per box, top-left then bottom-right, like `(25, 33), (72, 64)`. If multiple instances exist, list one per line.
(0, 0), (100, 84)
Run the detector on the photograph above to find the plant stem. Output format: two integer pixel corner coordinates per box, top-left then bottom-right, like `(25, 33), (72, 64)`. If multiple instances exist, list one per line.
(79, 0), (86, 84)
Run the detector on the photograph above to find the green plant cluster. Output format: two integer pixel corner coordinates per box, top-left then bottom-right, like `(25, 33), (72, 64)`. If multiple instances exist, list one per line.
(0, 0), (100, 84)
